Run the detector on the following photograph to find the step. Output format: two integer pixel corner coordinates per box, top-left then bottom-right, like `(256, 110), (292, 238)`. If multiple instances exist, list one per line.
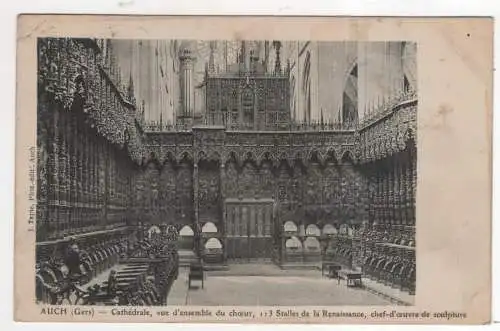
(119, 269), (148, 274)
(122, 266), (149, 270)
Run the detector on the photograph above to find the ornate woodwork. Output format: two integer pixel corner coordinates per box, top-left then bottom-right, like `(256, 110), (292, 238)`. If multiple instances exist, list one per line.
(37, 38), (418, 298)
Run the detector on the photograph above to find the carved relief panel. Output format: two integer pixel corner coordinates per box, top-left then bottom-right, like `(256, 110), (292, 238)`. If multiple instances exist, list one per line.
(225, 161), (239, 198)
(198, 161), (221, 223)
(160, 162), (177, 223)
(176, 162), (193, 224)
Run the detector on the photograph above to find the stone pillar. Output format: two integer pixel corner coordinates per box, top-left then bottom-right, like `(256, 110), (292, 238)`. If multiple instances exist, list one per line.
(179, 48), (196, 126)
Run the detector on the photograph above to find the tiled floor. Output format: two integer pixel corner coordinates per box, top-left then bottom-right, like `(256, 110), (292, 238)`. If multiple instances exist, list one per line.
(166, 264), (405, 306)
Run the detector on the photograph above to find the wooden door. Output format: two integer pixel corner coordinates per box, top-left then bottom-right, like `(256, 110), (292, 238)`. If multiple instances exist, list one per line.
(225, 202), (274, 262)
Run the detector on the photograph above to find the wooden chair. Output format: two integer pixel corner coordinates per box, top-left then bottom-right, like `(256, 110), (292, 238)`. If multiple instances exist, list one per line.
(188, 261), (204, 289)
(346, 272), (363, 287)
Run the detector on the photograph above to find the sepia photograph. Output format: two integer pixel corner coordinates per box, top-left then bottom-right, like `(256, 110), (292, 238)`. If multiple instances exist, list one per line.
(35, 38), (417, 307)
(14, 15), (492, 324)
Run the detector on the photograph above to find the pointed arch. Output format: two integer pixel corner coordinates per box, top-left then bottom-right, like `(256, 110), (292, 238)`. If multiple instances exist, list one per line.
(162, 150), (177, 168)
(143, 153), (162, 171)
(208, 150), (221, 163)
(197, 150), (207, 163)
(177, 150), (193, 164)
(325, 147), (339, 164)
(340, 150), (355, 165)
(225, 150), (241, 168)
(308, 149), (324, 166)
(243, 151), (258, 164)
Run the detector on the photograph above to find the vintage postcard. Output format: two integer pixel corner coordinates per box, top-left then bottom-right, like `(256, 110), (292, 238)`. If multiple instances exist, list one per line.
(15, 15), (492, 324)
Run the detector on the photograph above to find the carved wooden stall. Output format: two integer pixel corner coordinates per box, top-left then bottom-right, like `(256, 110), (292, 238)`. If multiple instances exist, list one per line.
(36, 38), (418, 300)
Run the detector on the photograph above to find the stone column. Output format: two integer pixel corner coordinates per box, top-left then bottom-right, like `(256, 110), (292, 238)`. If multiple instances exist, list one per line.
(179, 48), (196, 126)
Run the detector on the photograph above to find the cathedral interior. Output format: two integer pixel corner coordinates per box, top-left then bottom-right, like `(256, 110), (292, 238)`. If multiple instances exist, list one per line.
(35, 39), (417, 306)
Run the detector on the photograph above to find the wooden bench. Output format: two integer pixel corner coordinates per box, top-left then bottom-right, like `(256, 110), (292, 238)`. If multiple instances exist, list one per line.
(339, 270), (363, 287)
(188, 262), (204, 289)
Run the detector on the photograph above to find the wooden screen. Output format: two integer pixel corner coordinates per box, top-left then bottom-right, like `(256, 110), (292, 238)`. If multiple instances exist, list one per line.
(225, 199), (274, 261)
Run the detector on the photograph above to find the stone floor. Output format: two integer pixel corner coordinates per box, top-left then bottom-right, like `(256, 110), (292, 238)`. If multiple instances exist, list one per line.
(167, 264), (397, 306)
